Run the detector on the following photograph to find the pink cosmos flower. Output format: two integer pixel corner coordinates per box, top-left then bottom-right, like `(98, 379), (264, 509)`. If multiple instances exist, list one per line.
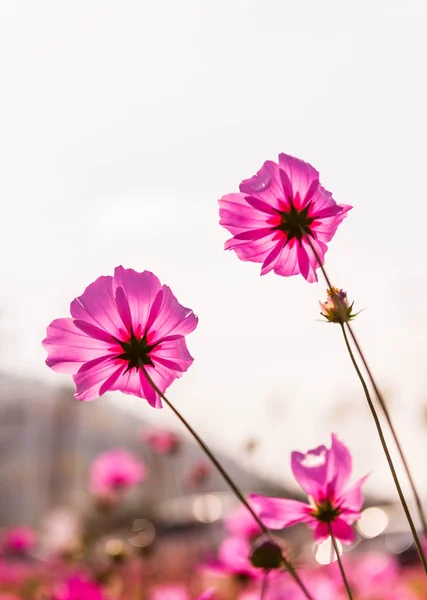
(43, 267), (198, 407)
(2, 526), (37, 555)
(224, 506), (262, 540)
(216, 536), (261, 581)
(53, 576), (104, 600)
(142, 428), (181, 454)
(185, 461), (212, 488)
(251, 434), (366, 544)
(90, 448), (146, 495)
(218, 153), (351, 282)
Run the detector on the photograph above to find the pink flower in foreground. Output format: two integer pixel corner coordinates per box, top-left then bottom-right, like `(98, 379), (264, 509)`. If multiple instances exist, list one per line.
(219, 153), (351, 282)
(142, 428), (181, 454)
(216, 536), (261, 580)
(43, 267), (198, 407)
(224, 506), (262, 540)
(251, 434), (366, 544)
(90, 449), (146, 495)
(53, 576), (103, 600)
(2, 526), (36, 555)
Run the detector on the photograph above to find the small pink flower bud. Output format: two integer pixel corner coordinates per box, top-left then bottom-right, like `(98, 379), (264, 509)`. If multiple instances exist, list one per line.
(319, 287), (357, 324)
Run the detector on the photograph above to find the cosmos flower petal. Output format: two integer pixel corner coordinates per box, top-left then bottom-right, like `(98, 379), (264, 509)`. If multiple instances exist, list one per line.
(339, 474), (369, 516)
(113, 267), (162, 338)
(74, 320), (116, 344)
(109, 368), (146, 398)
(239, 160), (284, 210)
(297, 244), (314, 282)
(74, 357), (123, 401)
(314, 522), (330, 544)
(43, 318), (111, 374)
(273, 239), (300, 277)
(146, 286), (198, 343)
(250, 494), (312, 529)
(219, 193), (271, 233)
(331, 518), (356, 544)
(291, 445), (329, 500)
(278, 153), (319, 207)
(260, 239), (286, 275)
(244, 195), (278, 215)
(230, 228), (274, 242)
(139, 364), (177, 409)
(299, 237), (327, 282)
(326, 433), (353, 496)
(152, 336), (194, 362)
(70, 275), (122, 338)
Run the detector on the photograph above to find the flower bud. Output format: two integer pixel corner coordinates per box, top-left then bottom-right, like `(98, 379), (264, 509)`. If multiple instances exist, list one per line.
(249, 537), (283, 570)
(319, 287), (356, 324)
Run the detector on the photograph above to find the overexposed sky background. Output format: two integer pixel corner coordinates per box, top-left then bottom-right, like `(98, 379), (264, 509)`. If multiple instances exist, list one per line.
(1, 0), (427, 498)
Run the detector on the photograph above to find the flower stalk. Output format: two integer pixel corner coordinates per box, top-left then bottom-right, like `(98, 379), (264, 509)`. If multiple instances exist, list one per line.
(139, 362), (315, 600)
(303, 234), (427, 572)
(327, 524), (353, 600)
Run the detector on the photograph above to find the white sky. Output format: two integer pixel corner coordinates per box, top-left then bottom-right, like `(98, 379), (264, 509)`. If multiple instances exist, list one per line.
(0, 0), (427, 499)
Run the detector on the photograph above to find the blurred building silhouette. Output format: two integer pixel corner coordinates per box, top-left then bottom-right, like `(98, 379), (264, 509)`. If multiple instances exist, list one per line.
(0, 372), (284, 529)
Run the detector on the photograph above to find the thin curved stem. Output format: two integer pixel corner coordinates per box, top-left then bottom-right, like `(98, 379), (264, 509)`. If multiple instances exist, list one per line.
(327, 524), (353, 600)
(303, 234), (427, 556)
(340, 324), (427, 573)
(139, 363), (315, 600)
(312, 241), (427, 537)
(346, 321), (427, 538)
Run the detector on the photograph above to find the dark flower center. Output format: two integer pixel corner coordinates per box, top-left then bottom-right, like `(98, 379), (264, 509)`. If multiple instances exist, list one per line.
(273, 200), (314, 242)
(114, 329), (158, 373)
(312, 499), (341, 523)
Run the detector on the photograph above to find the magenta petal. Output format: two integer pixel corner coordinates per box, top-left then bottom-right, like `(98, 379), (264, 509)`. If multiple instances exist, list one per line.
(326, 434), (353, 496)
(279, 168), (294, 204)
(109, 368), (145, 398)
(273, 239), (299, 277)
(219, 193), (271, 235)
(43, 318), (111, 374)
(260, 239), (286, 275)
(232, 228), (274, 242)
(113, 267), (162, 338)
(331, 519), (356, 545)
(291, 445), (329, 500)
(278, 153), (319, 208)
(74, 320), (116, 344)
(114, 285), (133, 332)
(314, 522), (330, 544)
(239, 161), (284, 211)
(244, 195), (277, 215)
(297, 243), (319, 283)
(74, 358), (122, 401)
(145, 286), (198, 344)
(249, 494), (312, 529)
(99, 365), (126, 396)
(70, 275), (122, 338)
(339, 475), (369, 517)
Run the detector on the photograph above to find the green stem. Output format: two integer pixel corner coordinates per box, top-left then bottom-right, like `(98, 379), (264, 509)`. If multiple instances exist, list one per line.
(139, 363), (315, 600)
(339, 324), (427, 573)
(303, 234), (427, 569)
(327, 524), (353, 600)
(345, 321), (427, 539)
